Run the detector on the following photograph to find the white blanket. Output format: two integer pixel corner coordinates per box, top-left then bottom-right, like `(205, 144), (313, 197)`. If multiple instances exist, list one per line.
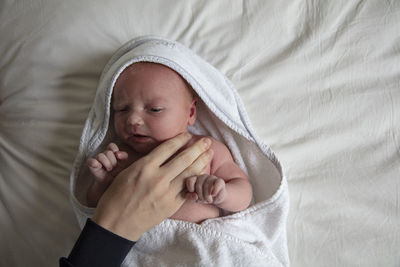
(70, 36), (289, 266)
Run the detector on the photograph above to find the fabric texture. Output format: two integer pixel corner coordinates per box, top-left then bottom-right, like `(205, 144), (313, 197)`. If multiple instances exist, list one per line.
(60, 219), (135, 267)
(70, 36), (289, 266)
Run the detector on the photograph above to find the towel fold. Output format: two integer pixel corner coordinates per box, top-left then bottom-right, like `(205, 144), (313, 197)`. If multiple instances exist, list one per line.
(70, 35), (289, 266)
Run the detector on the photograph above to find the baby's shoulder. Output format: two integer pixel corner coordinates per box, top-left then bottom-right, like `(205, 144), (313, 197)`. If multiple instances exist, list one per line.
(192, 135), (233, 161)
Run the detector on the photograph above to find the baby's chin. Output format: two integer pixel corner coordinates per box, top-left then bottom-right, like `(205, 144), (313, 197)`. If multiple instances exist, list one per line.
(126, 133), (185, 155)
(128, 140), (161, 155)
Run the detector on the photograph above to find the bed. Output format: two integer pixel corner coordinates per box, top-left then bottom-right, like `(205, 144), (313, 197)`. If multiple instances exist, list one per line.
(1, 0), (399, 266)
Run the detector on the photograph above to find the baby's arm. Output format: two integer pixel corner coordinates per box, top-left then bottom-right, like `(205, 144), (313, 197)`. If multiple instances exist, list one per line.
(186, 138), (252, 212)
(86, 143), (129, 207)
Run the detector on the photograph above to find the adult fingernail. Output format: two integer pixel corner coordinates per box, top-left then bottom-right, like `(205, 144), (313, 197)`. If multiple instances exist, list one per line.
(203, 138), (211, 148)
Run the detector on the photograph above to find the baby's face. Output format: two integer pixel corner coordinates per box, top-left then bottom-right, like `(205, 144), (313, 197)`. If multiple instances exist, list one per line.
(112, 62), (196, 154)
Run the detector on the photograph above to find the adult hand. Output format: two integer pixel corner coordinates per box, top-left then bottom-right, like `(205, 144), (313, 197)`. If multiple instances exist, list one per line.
(91, 132), (213, 241)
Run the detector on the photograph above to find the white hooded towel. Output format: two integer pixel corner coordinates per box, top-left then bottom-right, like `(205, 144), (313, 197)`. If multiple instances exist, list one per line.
(70, 36), (289, 266)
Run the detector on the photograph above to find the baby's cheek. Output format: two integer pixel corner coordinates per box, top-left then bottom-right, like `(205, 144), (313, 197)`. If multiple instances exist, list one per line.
(114, 121), (122, 132)
(150, 118), (186, 140)
(113, 117), (124, 135)
(115, 126), (126, 141)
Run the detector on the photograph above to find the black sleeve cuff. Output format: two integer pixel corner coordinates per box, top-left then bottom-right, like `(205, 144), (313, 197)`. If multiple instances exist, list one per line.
(60, 218), (135, 267)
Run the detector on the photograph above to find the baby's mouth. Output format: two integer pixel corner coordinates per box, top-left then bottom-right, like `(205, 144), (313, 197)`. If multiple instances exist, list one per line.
(129, 134), (152, 143)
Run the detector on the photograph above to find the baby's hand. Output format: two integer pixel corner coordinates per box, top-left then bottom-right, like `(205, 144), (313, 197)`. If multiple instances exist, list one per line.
(87, 143), (128, 183)
(87, 143), (129, 207)
(185, 174), (226, 205)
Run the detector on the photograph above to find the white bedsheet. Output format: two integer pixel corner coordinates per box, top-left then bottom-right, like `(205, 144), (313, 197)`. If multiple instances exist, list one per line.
(1, 0), (399, 266)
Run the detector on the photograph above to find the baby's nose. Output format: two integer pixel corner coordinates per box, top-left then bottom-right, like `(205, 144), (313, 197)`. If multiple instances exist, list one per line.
(126, 112), (144, 126)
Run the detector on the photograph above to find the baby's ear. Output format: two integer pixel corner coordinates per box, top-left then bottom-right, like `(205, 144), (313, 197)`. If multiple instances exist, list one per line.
(188, 98), (197, 126)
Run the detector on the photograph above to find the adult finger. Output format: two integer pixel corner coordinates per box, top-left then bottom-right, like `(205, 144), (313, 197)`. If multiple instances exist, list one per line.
(147, 132), (192, 167)
(162, 137), (212, 179)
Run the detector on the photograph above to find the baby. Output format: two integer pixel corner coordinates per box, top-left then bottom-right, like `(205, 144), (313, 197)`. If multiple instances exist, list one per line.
(86, 62), (252, 223)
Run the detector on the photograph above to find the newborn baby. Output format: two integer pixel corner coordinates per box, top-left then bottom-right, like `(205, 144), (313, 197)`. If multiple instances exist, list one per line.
(86, 62), (252, 223)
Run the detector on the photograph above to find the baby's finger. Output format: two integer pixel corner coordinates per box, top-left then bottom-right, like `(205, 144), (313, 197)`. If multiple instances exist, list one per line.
(170, 149), (213, 195)
(87, 158), (107, 180)
(97, 153), (113, 171)
(203, 177), (215, 203)
(107, 142), (119, 153)
(185, 192), (198, 202)
(105, 150), (117, 167)
(195, 174), (209, 201)
(212, 179), (225, 196)
(115, 151), (129, 160)
(185, 176), (197, 193)
(213, 189), (225, 205)
(87, 158), (102, 170)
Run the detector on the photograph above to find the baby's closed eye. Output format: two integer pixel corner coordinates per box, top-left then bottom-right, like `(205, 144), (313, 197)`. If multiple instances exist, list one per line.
(114, 105), (129, 113)
(149, 107), (164, 113)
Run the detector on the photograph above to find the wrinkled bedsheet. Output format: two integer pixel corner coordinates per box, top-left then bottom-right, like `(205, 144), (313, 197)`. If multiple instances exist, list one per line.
(1, 0), (399, 266)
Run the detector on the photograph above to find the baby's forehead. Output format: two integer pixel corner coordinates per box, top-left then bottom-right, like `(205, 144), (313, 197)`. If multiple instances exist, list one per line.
(125, 62), (167, 74)
(115, 62), (194, 97)
(124, 62), (186, 84)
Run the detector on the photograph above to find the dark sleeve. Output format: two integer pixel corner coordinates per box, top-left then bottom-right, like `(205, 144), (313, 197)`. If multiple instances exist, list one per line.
(59, 218), (135, 267)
